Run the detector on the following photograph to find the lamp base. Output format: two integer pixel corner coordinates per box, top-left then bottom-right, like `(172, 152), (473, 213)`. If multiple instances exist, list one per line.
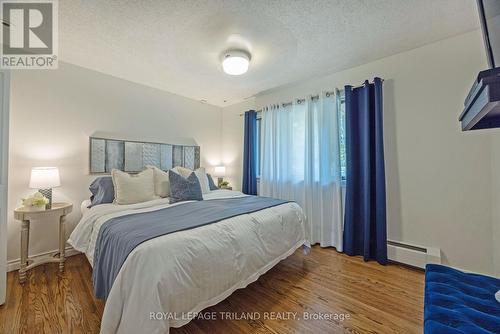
(38, 188), (53, 209)
(218, 177), (223, 188)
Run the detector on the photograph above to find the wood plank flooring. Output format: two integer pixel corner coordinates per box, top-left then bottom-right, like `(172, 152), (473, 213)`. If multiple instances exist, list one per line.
(0, 246), (424, 333)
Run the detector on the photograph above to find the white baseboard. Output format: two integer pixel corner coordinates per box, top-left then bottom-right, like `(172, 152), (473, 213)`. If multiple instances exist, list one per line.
(7, 246), (81, 272)
(387, 240), (441, 269)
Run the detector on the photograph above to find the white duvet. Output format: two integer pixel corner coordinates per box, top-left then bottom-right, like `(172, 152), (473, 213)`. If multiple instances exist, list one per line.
(69, 190), (308, 334)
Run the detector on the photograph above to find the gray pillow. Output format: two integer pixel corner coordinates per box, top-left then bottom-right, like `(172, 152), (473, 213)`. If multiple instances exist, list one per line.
(168, 170), (203, 203)
(207, 173), (218, 190)
(89, 177), (115, 208)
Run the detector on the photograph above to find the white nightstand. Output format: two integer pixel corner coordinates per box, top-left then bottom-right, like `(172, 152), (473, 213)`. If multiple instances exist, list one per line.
(14, 202), (73, 283)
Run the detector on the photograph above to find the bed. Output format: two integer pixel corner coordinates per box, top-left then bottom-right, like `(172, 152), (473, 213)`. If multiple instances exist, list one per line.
(69, 189), (308, 334)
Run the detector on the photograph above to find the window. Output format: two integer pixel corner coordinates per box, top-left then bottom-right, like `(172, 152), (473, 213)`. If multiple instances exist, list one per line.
(338, 95), (347, 181)
(256, 93), (347, 182)
(256, 114), (262, 177)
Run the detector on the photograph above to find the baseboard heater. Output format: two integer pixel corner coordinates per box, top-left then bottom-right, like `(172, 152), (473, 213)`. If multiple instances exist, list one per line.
(387, 240), (441, 269)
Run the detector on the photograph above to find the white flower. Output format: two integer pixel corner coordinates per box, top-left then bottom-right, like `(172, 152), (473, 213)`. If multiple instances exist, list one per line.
(22, 192), (49, 207)
(33, 192), (44, 199)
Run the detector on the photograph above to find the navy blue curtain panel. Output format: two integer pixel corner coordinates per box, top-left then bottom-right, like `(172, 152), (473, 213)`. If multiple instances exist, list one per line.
(343, 77), (387, 265)
(242, 110), (258, 195)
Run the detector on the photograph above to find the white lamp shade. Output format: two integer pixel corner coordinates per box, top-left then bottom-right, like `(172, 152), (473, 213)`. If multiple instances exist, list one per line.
(222, 50), (250, 75)
(29, 167), (61, 189)
(213, 166), (226, 177)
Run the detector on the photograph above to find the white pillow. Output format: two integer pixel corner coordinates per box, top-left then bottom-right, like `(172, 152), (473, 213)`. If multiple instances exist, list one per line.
(194, 167), (210, 194)
(147, 166), (170, 198)
(171, 166), (210, 194)
(112, 169), (157, 205)
(171, 166), (192, 178)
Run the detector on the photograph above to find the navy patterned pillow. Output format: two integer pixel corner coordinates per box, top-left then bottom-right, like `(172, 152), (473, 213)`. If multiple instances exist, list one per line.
(88, 176), (115, 208)
(206, 173), (218, 190)
(168, 170), (203, 203)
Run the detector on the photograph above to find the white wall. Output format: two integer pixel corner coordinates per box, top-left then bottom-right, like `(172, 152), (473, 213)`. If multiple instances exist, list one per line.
(7, 62), (223, 263)
(491, 133), (500, 276)
(0, 71), (10, 303)
(223, 30), (497, 275)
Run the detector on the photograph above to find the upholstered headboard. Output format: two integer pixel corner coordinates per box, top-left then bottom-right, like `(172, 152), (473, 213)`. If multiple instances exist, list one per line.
(89, 137), (200, 174)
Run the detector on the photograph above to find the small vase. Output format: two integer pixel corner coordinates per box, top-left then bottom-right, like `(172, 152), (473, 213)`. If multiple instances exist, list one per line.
(25, 204), (46, 212)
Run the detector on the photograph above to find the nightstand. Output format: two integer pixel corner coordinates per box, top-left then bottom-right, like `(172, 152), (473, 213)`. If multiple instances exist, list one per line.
(14, 202), (73, 283)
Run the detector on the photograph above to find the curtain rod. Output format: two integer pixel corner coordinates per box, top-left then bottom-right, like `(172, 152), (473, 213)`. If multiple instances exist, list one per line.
(238, 79), (384, 116)
(239, 91), (334, 116)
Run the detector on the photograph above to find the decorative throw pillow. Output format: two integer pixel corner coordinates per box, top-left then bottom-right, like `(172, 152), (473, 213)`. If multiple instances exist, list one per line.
(168, 170), (203, 204)
(88, 176), (115, 207)
(194, 167), (210, 194)
(147, 166), (170, 198)
(112, 169), (157, 205)
(206, 173), (218, 190)
(172, 166), (192, 178)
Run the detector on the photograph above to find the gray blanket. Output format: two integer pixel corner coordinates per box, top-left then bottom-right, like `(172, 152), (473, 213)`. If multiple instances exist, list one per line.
(92, 196), (289, 299)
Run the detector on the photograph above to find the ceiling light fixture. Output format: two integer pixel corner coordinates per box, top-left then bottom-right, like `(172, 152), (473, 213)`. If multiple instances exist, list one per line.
(222, 50), (251, 75)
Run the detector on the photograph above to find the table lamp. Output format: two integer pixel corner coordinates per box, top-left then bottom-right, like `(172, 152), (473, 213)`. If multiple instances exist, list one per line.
(29, 167), (60, 209)
(213, 166), (226, 188)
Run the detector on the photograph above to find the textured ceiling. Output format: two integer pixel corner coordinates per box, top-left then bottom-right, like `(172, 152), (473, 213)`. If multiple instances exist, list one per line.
(59, 0), (478, 106)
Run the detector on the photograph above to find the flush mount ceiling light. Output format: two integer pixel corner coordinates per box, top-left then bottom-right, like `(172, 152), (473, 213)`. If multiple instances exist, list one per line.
(222, 50), (251, 75)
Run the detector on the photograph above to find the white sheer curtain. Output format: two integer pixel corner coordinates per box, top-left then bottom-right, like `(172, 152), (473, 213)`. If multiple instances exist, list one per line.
(260, 93), (344, 251)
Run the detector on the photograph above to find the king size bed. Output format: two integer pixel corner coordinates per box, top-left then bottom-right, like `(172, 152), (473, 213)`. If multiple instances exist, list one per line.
(69, 189), (308, 334)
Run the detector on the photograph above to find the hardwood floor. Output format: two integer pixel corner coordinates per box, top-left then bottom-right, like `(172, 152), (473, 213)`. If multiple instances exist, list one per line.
(0, 246), (424, 333)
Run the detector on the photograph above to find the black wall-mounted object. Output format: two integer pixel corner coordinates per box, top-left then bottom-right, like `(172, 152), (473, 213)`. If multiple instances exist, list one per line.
(477, 0), (500, 69)
(460, 69), (500, 131)
(459, 1), (500, 131)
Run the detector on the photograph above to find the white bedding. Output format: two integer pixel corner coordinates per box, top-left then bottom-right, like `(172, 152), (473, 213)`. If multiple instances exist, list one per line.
(80, 199), (91, 216)
(69, 190), (308, 334)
